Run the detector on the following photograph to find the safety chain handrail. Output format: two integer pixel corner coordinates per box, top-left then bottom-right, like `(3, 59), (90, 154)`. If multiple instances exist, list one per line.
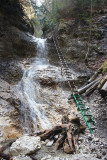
(52, 31), (78, 92)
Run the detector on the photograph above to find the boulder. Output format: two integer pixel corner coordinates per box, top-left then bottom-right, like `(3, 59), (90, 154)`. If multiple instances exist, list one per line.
(10, 136), (41, 156)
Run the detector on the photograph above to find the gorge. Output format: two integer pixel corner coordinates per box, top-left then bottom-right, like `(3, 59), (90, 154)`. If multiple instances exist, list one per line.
(0, 0), (107, 160)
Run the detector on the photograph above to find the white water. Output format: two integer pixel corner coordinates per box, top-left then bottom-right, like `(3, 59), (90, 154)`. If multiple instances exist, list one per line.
(17, 38), (51, 133)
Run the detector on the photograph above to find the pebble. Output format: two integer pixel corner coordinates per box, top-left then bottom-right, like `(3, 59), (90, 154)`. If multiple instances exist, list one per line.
(94, 138), (100, 142)
(102, 151), (106, 156)
(41, 155), (52, 160)
(46, 140), (54, 147)
(54, 135), (59, 139)
(41, 141), (46, 145)
(96, 154), (102, 159)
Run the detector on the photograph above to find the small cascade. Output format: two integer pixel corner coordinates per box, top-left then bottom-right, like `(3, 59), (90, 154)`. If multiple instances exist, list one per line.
(17, 38), (51, 134)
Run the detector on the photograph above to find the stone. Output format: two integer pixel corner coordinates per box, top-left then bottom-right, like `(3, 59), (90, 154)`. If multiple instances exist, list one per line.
(12, 155), (32, 160)
(54, 135), (59, 139)
(10, 136), (41, 156)
(102, 151), (106, 155)
(46, 140), (54, 147)
(45, 139), (50, 143)
(41, 155), (52, 160)
(96, 154), (102, 159)
(41, 141), (46, 145)
(79, 137), (83, 142)
(94, 138), (100, 142)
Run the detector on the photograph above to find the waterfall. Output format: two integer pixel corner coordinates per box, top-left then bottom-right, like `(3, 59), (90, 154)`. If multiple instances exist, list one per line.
(17, 37), (51, 134)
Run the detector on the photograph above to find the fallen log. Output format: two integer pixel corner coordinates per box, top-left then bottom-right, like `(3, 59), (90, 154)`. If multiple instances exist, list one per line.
(98, 75), (107, 90)
(37, 116), (85, 154)
(77, 76), (102, 95)
(100, 81), (107, 97)
(85, 79), (101, 96)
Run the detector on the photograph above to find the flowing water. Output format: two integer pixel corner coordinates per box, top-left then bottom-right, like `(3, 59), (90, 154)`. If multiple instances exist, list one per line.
(17, 38), (51, 133)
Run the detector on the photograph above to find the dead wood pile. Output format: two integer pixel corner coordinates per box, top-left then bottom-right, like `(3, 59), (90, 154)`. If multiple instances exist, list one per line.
(37, 116), (85, 154)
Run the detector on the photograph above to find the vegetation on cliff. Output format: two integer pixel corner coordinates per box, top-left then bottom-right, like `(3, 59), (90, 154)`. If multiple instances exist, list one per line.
(35, 0), (107, 31)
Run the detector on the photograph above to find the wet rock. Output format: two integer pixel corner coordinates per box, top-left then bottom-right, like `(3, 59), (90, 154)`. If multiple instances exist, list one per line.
(10, 136), (41, 156)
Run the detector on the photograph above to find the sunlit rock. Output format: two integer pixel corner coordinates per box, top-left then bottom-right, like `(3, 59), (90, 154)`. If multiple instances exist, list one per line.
(0, 117), (22, 144)
(10, 136), (41, 156)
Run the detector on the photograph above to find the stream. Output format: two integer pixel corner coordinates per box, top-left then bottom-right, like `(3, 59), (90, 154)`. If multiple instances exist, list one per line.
(17, 38), (52, 133)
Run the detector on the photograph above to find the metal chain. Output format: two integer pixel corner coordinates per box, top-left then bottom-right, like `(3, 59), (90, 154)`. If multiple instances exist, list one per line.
(52, 32), (78, 92)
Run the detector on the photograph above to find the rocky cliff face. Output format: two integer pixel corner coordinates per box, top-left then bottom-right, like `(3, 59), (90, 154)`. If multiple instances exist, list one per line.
(0, 0), (37, 148)
(0, 2), (107, 160)
(0, 0), (37, 83)
(47, 12), (107, 74)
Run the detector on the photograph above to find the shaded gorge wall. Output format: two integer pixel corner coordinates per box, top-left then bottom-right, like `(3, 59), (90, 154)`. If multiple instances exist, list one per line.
(0, 0), (37, 83)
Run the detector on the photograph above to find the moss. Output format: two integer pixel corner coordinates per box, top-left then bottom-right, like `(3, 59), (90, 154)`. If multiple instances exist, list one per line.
(94, 44), (98, 50)
(94, 32), (101, 39)
(102, 61), (107, 74)
(98, 61), (107, 74)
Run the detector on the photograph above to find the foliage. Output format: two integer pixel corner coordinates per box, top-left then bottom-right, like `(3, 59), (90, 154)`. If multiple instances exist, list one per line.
(33, 0), (106, 31)
(102, 61), (107, 74)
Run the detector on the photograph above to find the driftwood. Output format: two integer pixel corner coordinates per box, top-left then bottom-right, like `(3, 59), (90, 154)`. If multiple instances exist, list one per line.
(100, 81), (107, 97)
(37, 116), (85, 154)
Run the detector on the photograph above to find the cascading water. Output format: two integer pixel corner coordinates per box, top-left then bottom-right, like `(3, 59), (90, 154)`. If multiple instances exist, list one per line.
(17, 38), (51, 133)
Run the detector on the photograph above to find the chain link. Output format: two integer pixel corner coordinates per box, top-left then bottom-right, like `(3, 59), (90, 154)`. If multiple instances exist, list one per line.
(52, 32), (78, 92)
